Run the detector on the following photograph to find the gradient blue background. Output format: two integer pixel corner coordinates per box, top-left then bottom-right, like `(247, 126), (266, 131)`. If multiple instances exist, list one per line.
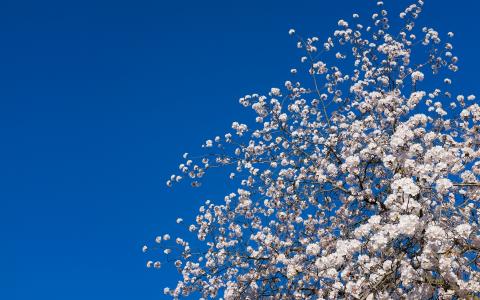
(2, 0), (479, 299)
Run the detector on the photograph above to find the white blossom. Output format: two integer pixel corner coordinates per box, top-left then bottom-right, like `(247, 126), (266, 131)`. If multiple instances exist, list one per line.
(270, 87), (281, 96)
(397, 214), (420, 236)
(392, 177), (420, 196)
(305, 243), (320, 256)
(411, 70), (425, 82)
(436, 178), (453, 194)
(455, 223), (472, 239)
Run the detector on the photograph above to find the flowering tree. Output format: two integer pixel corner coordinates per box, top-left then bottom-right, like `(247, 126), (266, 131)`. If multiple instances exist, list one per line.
(144, 1), (480, 298)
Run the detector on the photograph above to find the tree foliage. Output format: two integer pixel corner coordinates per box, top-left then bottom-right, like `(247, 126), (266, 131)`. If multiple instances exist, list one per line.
(145, 1), (480, 298)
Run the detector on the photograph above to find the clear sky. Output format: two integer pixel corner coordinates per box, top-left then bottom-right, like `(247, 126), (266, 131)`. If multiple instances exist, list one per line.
(2, 0), (480, 299)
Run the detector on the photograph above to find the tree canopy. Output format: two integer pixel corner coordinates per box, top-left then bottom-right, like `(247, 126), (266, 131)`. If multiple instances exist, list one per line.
(145, 1), (480, 298)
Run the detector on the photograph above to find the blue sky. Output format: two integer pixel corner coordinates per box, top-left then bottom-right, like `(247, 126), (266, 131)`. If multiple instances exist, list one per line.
(2, 0), (480, 299)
